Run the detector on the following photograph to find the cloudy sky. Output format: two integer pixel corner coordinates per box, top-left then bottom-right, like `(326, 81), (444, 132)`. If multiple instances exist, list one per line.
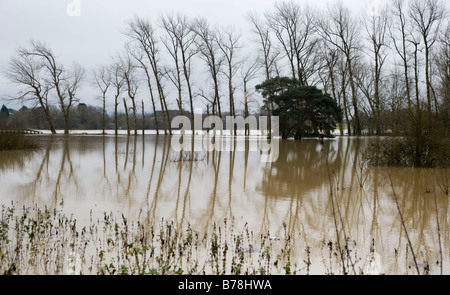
(0, 0), (394, 111)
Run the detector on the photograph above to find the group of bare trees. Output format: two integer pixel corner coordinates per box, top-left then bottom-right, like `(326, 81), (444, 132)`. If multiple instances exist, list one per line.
(3, 0), (449, 137)
(4, 41), (85, 134)
(249, 0), (448, 136)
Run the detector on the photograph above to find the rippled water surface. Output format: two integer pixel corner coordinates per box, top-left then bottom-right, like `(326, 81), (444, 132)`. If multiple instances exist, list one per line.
(0, 134), (449, 274)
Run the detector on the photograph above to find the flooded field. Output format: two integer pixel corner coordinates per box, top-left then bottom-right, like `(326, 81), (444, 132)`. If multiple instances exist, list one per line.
(0, 135), (449, 274)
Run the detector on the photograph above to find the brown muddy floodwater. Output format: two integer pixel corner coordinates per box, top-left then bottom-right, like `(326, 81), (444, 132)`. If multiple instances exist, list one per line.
(0, 134), (449, 275)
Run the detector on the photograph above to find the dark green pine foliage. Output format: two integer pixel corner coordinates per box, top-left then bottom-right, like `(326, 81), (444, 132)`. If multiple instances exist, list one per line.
(256, 77), (342, 139)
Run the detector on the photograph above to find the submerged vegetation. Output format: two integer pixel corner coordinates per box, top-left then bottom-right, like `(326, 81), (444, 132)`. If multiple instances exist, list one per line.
(363, 114), (450, 168)
(0, 133), (38, 151)
(0, 201), (442, 275)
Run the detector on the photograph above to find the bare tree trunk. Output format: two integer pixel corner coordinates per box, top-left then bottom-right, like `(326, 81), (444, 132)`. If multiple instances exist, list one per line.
(132, 100), (137, 135)
(102, 94), (106, 134)
(347, 59), (360, 135)
(42, 103), (56, 134)
(142, 100), (145, 135)
(123, 98), (130, 136)
(93, 65), (111, 135)
(142, 67), (159, 134)
(342, 74), (351, 136)
(115, 97), (119, 135)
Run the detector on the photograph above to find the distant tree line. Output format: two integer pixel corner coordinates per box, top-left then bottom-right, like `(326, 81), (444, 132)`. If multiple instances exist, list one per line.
(0, 103), (262, 133)
(0, 103), (182, 132)
(1, 0), (449, 138)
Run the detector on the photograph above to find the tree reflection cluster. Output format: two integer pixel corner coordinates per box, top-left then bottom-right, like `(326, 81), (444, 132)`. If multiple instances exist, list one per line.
(0, 135), (448, 274)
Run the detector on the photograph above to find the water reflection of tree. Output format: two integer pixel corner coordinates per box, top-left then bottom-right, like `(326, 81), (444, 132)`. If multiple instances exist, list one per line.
(7, 135), (449, 274)
(53, 136), (70, 204)
(21, 138), (52, 205)
(257, 139), (340, 238)
(373, 167), (450, 271)
(259, 140), (339, 197)
(325, 138), (450, 274)
(204, 148), (222, 232)
(0, 150), (36, 171)
(149, 135), (171, 221)
(12, 136), (79, 210)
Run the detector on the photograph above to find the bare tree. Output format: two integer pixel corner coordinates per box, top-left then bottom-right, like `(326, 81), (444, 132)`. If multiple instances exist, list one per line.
(267, 0), (299, 80)
(410, 36), (422, 114)
(110, 60), (126, 135)
(92, 65), (111, 134)
(319, 3), (362, 135)
(267, 1), (319, 85)
(3, 47), (56, 134)
(17, 41), (85, 134)
(161, 13), (198, 127)
(295, 6), (321, 86)
(247, 13), (279, 83)
(63, 63), (85, 134)
(362, 5), (390, 135)
(409, 0), (446, 115)
(355, 61), (378, 134)
(240, 56), (261, 135)
(247, 12), (280, 135)
(126, 16), (172, 135)
(337, 55), (352, 135)
(435, 24), (450, 122)
(217, 25), (241, 122)
(320, 44), (344, 135)
(391, 0), (413, 114)
(193, 17), (224, 118)
(160, 15), (184, 115)
(119, 53), (139, 135)
(126, 43), (159, 135)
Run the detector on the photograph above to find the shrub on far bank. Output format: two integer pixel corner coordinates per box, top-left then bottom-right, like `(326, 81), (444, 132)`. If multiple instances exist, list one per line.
(0, 133), (38, 151)
(363, 117), (450, 168)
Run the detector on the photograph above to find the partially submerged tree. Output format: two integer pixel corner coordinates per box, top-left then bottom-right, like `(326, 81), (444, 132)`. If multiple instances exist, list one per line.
(118, 52), (139, 135)
(361, 5), (390, 135)
(126, 44), (159, 135)
(110, 60), (126, 135)
(241, 56), (261, 135)
(409, 0), (446, 115)
(92, 65), (111, 134)
(3, 49), (56, 133)
(319, 3), (362, 135)
(3, 41), (84, 134)
(193, 17), (224, 118)
(160, 13), (198, 127)
(256, 77), (342, 139)
(125, 16), (172, 134)
(217, 26), (241, 119)
(24, 41), (85, 134)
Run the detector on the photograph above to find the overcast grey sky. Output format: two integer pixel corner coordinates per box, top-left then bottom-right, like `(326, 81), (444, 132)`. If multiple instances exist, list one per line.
(0, 0), (405, 110)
